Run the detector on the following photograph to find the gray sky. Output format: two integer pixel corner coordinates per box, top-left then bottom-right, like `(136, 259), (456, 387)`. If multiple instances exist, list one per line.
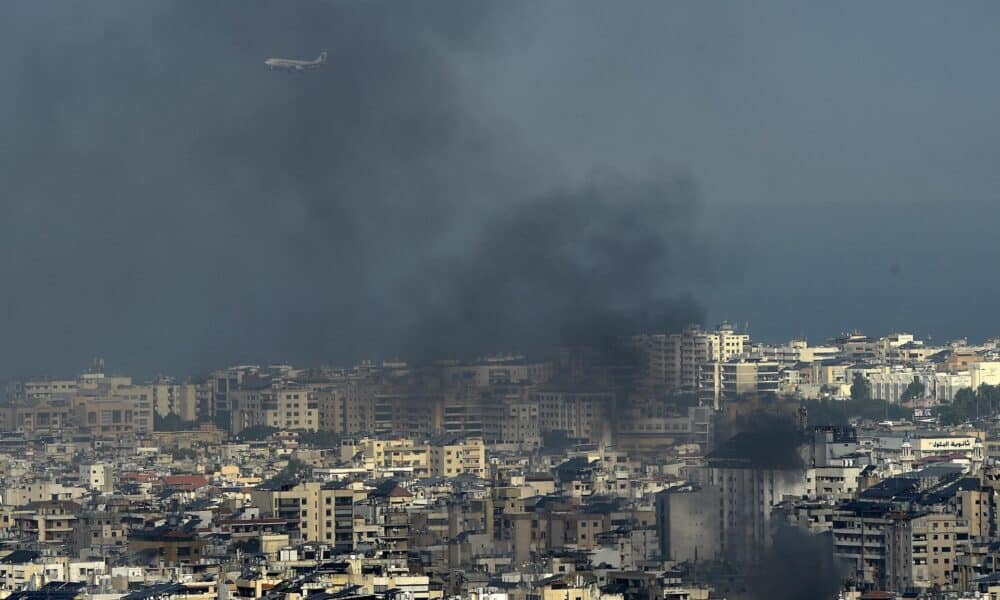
(467, 1), (1000, 344)
(1, 1), (998, 377)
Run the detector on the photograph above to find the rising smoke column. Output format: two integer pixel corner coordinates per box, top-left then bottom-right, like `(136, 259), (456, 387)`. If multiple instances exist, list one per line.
(403, 171), (708, 360)
(746, 526), (843, 600)
(0, 1), (711, 376)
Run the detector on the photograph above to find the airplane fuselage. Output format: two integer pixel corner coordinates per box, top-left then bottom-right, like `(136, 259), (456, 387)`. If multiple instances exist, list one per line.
(265, 52), (327, 72)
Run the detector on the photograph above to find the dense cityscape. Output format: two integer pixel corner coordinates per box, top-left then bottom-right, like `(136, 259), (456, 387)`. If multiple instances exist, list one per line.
(3, 324), (1000, 599)
(4, 2), (999, 600)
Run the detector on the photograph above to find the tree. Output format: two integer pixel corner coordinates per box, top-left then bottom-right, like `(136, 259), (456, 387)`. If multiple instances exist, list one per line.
(978, 384), (1000, 416)
(937, 384), (1000, 425)
(237, 425), (279, 441)
(170, 447), (198, 461)
(297, 430), (342, 448)
(154, 412), (198, 432)
(900, 380), (925, 403)
(850, 373), (872, 403)
(803, 397), (907, 427)
(262, 457), (312, 488)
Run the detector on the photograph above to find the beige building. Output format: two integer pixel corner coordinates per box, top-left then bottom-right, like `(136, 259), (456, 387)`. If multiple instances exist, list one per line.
(759, 339), (840, 364)
(699, 360), (779, 408)
(534, 389), (612, 445)
(431, 438), (487, 478)
(14, 501), (80, 546)
(262, 388), (319, 431)
(339, 436), (487, 478)
(885, 512), (968, 592)
(251, 481), (366, 548)
(148, 382), (199, 421)
(634, 322), (749, 392)
(497, 388), (541, 448)
(1, 481), (85, 506)
(72, 391), (154, 437)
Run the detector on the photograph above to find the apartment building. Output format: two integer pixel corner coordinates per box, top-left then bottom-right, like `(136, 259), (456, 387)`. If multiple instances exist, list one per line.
(533, 389), (613, 445)
(833, 502), (893, 587)
(430, 438), (487, 478)
(758, 339), (840, 365)
(373, 389), (442, 437)
(148, 382), (199, 421)
(634, 322), (749, 392)
(79, 463), (113, 494)
(262, 388), (318, 432)
(442, 357), (554, 387)
(704, 431), (811, 563)
(72, 392), (154, 438)
(14, 501), (81, 546)
(656, 486), (722, 562)
(252, 481), (366, 549)
(339, 437), (487, 478)
(885, 512), (970, 592)
(699, 359), (779, 408)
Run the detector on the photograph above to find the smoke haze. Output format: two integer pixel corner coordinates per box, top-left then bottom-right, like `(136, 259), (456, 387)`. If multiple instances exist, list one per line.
(406, 172), (707, 359)
(747, 526), (843, 600)
(0, 1), (710, 376)
(712, 413), (806, 471)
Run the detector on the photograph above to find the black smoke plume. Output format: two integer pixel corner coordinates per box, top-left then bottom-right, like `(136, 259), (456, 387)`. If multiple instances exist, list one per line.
(404, 173), (707, 360)
(746, 526), (843, 600)
(711, 412), (806, 470)
(0, 1), (709, 376)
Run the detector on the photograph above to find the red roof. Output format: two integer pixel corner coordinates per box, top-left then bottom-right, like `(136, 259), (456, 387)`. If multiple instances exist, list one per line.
(387, 486), (413, 498)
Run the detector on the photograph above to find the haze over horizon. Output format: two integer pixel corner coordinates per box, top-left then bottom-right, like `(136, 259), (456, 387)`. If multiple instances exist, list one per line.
(2, 1), (1000, 378)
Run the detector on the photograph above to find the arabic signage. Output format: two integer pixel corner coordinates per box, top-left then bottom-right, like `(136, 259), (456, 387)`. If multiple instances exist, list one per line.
(921, 438), (974, 450)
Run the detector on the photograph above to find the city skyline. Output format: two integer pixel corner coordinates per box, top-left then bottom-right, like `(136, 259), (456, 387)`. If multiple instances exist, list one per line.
(2, 2), (1000, 377)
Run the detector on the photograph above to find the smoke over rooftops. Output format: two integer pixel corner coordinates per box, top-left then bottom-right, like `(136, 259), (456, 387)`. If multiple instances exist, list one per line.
(0, 2), (712, 376)
(709, 413), (806, 470)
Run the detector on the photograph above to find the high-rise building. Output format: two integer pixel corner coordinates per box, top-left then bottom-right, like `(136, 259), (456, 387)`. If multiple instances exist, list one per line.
(633, 322), (749, 393)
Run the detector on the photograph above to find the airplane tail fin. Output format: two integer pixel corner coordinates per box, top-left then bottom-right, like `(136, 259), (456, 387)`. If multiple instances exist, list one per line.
(318, 50), (328, 63)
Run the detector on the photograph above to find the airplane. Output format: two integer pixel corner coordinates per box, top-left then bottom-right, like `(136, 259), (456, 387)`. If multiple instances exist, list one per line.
(265, 50), (327, 72)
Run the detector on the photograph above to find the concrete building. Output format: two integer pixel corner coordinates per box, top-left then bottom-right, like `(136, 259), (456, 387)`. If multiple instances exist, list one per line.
(442, 357), (553, 387)
(534, 389), (613, 445)
(430, 438), (487, 478)
(633, 322), (749, 392)
(971, 362), (1000, 389)
(758, 339), (840, 365)
(79, 464), (113, 494)
(263, 388), (318, 431)
(655, 486), (721, 562)
(885, 512), (969, 592)
(703, 430), (810, 562)
(833, 502), (893, 587)
(699, 360), (779, 408)
(869, 367), (924, 404)
(148, 382), (199, 422)
(251, 481), (365, 549)
(72, 391), (154, 438)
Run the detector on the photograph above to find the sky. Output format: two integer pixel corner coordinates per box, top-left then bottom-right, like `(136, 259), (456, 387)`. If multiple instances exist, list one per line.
(1, 1), (999, 377)
(468, 2), (1000, 344)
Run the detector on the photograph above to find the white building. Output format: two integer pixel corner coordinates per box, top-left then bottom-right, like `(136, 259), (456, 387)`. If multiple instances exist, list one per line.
(758, 339), (841, 365)
(970, 361), (1000, 389)
(79, 463), (114, 494)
